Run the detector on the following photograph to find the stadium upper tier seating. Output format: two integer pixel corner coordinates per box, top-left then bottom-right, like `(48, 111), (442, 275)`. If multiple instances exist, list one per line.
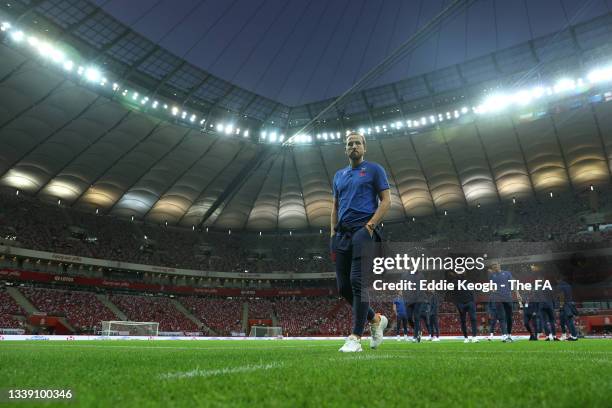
(1, 189), (610, 276)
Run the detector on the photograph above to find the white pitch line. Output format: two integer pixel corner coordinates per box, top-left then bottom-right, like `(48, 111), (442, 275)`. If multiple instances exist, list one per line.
(330, 354), (416, 362)
(159, 362), (283, 380)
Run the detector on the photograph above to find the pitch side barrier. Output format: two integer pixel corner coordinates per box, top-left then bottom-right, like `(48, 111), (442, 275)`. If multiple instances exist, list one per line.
(0, 335), (532, 341)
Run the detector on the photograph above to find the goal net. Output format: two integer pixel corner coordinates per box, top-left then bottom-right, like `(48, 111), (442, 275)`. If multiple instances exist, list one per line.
(100, 321), (159, 336)
(249, 326), (283, 338)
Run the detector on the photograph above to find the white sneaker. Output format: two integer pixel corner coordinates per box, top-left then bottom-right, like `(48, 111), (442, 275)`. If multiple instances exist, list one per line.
(403, 335), (409, 341)
(428, 336), (434, 341)
(488, 334), (494, 341)
(471, 337), (479, 343)
(370, 315), (388, 349)
(560, 334), (567, 341)
(339, 336), (363, 352)
(463, 338), (470, 343)
(432, 337), (440, 342)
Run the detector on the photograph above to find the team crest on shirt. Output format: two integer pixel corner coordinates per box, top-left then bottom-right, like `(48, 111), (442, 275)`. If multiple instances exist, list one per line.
(359, 168), (366, 177)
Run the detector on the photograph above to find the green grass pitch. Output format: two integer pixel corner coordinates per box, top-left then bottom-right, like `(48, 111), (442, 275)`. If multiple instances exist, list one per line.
(0, 339), (610, 407)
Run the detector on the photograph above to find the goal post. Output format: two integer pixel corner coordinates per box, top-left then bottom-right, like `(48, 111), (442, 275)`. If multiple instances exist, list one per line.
(100, 321), (159, 336)
(249, 326), (283, 338)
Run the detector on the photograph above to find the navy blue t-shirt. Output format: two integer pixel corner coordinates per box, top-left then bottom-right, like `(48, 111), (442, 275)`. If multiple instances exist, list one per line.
(332, 160), (389, 226)
(393, 297), (407, 318)
(490, 270), (514, 302)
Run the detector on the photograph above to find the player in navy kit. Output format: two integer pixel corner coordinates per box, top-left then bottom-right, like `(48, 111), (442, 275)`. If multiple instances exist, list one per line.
(393, 292), (409, 341)
(489, 262), (522, 342)
(447, 270), (479, 343)
(428, 291), (441, 341)
(331, 131), (391, 352)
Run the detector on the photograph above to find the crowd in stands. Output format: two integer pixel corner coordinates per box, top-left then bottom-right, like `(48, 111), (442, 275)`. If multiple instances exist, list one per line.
(2, 188), (611, 278)
(0, 187), (609, 337)
(179, 296), (243, 335)
(20, 287), (116, 333)
(0, 189), (332, 274)
(1, 188), (611, 278)
(0, 283), (594, 337)
(0, 288), (25, 331)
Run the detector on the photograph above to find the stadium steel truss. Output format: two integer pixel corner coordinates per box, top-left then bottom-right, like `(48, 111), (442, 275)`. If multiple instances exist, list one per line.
(1, 1), (612, 231)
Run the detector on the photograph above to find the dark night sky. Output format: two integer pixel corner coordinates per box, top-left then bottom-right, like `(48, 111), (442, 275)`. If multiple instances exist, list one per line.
(91, 0), (612, 106)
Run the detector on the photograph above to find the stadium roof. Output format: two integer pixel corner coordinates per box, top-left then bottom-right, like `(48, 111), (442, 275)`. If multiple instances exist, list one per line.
(1, 1), (612, 231)
(92, 0), (610, 106)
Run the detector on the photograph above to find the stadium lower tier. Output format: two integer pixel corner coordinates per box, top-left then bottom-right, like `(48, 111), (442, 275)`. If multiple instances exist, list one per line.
(0, 285), (606, 337)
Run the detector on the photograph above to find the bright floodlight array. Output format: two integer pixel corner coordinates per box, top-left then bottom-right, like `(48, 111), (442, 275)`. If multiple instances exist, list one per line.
(0, 20), (250, 140)
(3, 19), (612, 147)
(286, 68), (612, 145)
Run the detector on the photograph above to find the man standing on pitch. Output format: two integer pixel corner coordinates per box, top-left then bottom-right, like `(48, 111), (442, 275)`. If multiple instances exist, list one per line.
(489, 262), (522, 342)
(331, 131), (391, 352)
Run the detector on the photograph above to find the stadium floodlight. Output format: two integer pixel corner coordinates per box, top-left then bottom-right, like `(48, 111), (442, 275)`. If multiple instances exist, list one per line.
(122, 89), (128, 96)
(454, 110), (459, 118)
(513, 90), (533, 106)
(269, 132), (277, 143)
(171, 106), (179, 116)
(367, 127), (372, 134)
(84, 67), (101, 82)
(395, 121), (402, 129)
(244, 130), (249, 137)
(10, 30), (24, 42)
(480, 93), (509, 113)
(216, 123), (224, 132)
(63, 60), (74, 71)
(323, 133), (328, 140)
(420, 117), (427, 125)
(36, 41), (53, 58)
(587, 66), (612, 83)
(280, 134), (285, 142)
(235, 128), (240, 135)
(375, 126), (380, 133)
(0, 22), (11, 31)
(429, 115), (436, 123)
(307, 136), (312, 143)
(27, 36), (39, 47)
(461, 107), (468, 114)
(49, 48), (65, 63)
(190, 114), (196, 123)
(316, 134), (321, 139)
(553, 78), (575, 93)
(152, 100), (159, 109)
(132, 91), (139, 101)
(181, 111), (187, 119)
(359, 128), (365, 134)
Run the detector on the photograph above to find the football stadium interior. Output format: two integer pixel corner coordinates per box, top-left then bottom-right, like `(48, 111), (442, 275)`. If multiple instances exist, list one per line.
(0, 0), (610, 406)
